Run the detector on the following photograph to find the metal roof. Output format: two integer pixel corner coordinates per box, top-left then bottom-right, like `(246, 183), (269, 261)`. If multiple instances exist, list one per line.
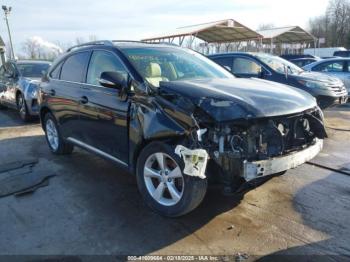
(142, 19), (263, 43)
(257, 26), (315, 43)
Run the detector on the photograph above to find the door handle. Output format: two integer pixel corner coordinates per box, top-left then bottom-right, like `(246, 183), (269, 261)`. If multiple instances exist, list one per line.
(49, 89), (56, 96)
(80, 96), (88, 104)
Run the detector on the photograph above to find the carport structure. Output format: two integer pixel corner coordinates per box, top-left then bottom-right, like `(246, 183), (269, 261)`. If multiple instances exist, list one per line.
(142, 19), (263, 53)
(257, 26), (316, 54)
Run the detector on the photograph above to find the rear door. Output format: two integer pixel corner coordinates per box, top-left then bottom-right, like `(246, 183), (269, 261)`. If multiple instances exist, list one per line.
(77, 49), (130, 164)
(45, 51), (91, 139)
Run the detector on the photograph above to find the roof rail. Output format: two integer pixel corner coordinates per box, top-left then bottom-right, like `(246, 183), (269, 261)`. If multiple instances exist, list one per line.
(112, 40), (145, 44)
(112, 40), (179, 47)
(66, 40), (180, 52)
(67, 40), (114, 52)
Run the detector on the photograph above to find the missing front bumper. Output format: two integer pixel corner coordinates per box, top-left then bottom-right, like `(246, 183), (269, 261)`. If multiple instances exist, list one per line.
(243, 139), (323, 181)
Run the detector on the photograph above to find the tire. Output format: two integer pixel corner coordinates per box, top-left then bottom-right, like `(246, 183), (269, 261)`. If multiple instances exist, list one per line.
(43, 112), (74, 155)
(16, 93), (31, 122)
(136, 142), (208, 217)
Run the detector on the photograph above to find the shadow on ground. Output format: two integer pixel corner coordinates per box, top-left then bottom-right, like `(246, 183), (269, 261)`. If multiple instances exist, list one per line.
(0, 134), (278, 255)
(0, 108), (39, 128)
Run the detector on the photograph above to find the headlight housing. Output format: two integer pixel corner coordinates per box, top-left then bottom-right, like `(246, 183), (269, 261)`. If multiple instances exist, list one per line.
(27, 83), (38, 98)
(298, 80), (330, 90)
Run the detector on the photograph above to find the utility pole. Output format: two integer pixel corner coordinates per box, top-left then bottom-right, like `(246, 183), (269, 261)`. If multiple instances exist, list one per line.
(2, 5), (15, 60)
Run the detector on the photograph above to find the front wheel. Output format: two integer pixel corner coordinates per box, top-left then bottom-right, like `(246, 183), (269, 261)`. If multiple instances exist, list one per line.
(43, 112), (74, 155)
(16, 93), (31, 122)
(136, 142), (208, 217)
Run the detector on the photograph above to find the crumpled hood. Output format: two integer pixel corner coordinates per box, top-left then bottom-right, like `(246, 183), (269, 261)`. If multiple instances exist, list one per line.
(293, 71), (343, 84)
(159, 78), (317, 122)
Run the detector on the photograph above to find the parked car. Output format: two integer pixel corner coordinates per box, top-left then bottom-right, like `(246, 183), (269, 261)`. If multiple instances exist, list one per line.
(303, 58), (350, 95)
(208, 52), (348, 108)
(280, 54), (317, 61)
(333, 50), (350, 57)
(39, 41), (326, 217)
(0, 60), (51, 121)
(290, 57), (320, 67)
(304, 47), (346, 58)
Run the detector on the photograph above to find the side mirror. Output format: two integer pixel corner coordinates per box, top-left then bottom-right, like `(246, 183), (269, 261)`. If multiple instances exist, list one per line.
(99, 71), (128, 90)
(258, 68), (265, 79)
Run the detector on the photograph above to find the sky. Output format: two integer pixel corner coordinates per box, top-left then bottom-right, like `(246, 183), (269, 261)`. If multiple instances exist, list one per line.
(0, 0), (330, 54)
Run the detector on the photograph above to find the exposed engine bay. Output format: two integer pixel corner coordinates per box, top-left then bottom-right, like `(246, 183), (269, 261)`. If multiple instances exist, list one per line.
(179, 106), (326, 188)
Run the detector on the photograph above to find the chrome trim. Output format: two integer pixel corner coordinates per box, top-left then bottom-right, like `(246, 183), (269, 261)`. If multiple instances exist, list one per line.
(67, 137), (128, 167)
(98, 78), (116, 86)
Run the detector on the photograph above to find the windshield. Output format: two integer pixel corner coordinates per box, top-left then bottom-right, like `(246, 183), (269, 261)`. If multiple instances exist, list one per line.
(256, 53), (304, 75)
(17, 63), (50, 78)
(121, 47), (233, 88)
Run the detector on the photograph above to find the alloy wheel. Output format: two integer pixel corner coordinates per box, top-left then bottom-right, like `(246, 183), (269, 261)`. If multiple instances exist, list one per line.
(144, 152), (184, 206)
(45, 119), (59, 151)
(18, 95), (26, 117)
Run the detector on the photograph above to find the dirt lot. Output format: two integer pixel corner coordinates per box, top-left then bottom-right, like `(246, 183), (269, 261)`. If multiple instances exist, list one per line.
(0, 105), (349, 260)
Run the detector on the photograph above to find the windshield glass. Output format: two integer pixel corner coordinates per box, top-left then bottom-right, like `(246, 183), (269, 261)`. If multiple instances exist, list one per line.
(121, 47), (233, 88)
(17, 63), (50, 78)
(256, 53), (304, 75)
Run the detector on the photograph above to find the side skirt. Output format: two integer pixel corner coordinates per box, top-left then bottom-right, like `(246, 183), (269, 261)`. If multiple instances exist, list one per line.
(66, 137), (129, 169)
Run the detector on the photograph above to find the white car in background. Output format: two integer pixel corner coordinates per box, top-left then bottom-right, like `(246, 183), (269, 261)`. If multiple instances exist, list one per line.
(303, 58), (350, 96)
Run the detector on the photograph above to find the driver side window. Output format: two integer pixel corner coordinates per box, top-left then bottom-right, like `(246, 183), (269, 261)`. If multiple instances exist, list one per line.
(87, 50), (127, 87)
(232, 58), (262, 75)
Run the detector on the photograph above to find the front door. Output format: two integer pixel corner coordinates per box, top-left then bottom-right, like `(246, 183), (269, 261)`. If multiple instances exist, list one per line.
(78, 50), (130, 164)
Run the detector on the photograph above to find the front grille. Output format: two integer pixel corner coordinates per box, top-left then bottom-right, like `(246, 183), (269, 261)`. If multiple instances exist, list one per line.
(326, 83), (348, 96)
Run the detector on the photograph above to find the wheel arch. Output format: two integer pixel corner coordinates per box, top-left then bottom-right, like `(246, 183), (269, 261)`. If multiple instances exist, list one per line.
(131, 135), (186, 174)
(39, 106), (52, 129)
(15, 89), (22, 103)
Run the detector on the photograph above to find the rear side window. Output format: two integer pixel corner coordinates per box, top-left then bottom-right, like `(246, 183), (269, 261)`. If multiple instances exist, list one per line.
(212, 57), (233, 70)
(60, 52), (91, 82)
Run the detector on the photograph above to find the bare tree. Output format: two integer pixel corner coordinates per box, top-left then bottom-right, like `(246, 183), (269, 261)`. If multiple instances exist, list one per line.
(309, 0), (350, 48)
(22, 39), (40, 59)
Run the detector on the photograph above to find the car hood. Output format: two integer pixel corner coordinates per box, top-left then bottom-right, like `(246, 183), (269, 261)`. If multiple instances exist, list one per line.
(293, 71), (343, 84)
(159, 78), (317, 122)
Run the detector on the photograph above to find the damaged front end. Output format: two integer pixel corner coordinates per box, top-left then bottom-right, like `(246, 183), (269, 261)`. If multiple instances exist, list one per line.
(197, 108), (326, 185)
(156, 80), (326, 191)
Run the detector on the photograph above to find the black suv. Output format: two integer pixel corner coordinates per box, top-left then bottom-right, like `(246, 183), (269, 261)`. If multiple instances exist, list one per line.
(39, 41), (326, 217)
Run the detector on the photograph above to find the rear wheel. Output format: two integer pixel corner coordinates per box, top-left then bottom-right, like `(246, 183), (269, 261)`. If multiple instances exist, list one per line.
(16, 93), (31, 122)
(43, 112), (74, 155)
(136, 142), (207, 217)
